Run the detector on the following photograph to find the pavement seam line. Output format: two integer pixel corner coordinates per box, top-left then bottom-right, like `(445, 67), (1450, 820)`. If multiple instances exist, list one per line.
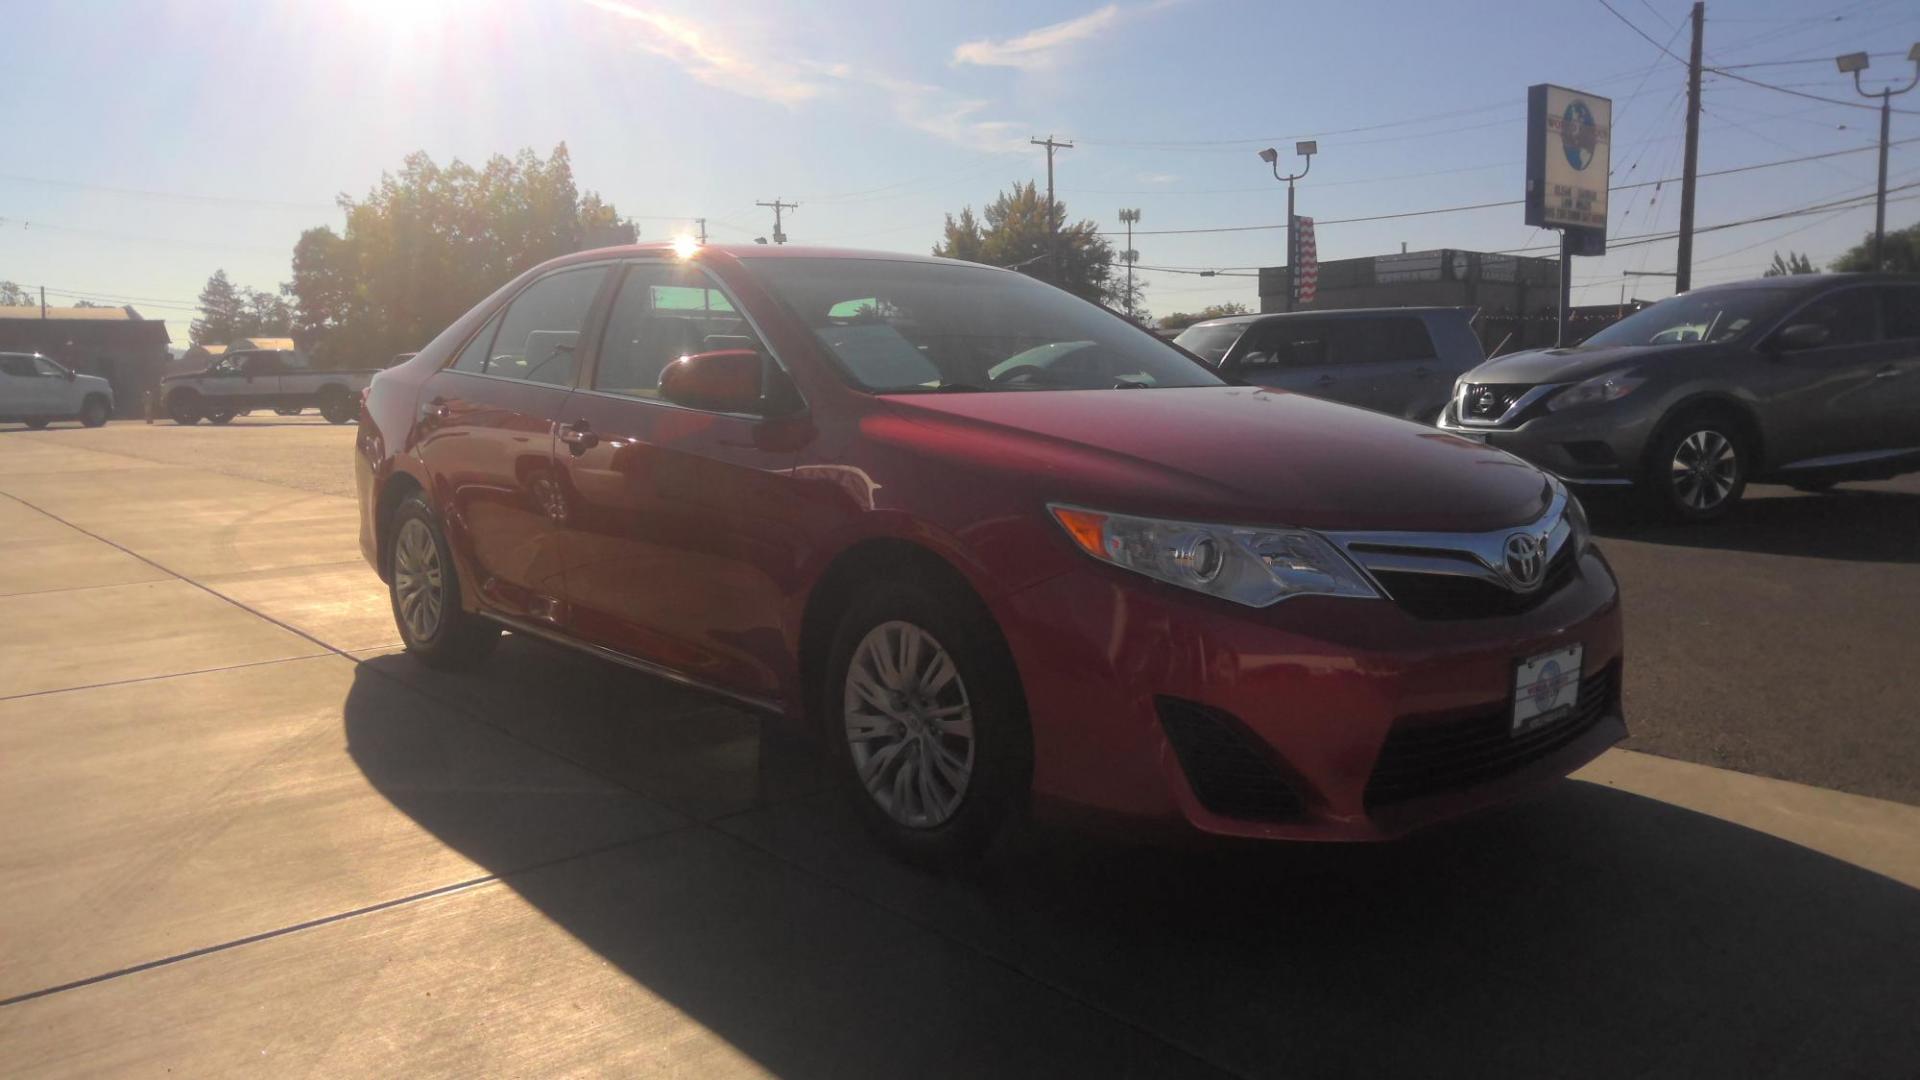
(0, 651), (338, 703)
(0, 832), (682, 1010)
(0, 490), (359, 662)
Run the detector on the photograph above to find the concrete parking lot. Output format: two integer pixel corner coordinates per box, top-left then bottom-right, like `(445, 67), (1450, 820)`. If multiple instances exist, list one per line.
(3, 417), (1918, 1076)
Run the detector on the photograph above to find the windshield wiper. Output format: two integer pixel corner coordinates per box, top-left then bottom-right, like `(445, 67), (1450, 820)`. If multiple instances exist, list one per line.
(1113, 379), (1151, 389)
(931, 382), (989, 393)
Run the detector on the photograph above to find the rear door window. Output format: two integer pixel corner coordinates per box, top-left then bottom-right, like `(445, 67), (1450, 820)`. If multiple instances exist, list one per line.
(1793, 288), (1879, 347)
(474, 266), (610, 386)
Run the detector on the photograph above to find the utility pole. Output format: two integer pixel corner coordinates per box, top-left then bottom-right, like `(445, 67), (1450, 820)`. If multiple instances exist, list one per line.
(1557, 233), (1572, 346)
(1118, 209), (1140, 318)
(695, 218), (708, 244)
(1837, 45), (1920, 270)
(40, 285), (47, 319)
(1030, 136), (1073, 283)
(1675, 1), (1704, 294)
(755, 199), (797, 245)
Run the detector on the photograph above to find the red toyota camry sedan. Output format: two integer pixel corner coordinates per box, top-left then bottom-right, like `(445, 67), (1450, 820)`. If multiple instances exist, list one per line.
(354, 242), (1624, 863)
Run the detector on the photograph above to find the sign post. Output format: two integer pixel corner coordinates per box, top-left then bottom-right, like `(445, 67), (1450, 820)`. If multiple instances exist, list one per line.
(1526, 84), (1611, 346)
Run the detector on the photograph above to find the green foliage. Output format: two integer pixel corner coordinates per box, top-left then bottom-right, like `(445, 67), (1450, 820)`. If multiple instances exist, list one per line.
(1764, 250), (1816, 276)
(1158, 302), (1249, 330)
(190, 270), (241, 345)
(0, 281), (36, 307)
(932, 181), (1120, 307)
(286, 143), (635, 367)
(1829, 221), (1920, 273)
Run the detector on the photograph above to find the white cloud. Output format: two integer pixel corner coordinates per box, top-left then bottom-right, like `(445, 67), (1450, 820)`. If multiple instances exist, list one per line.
(952, 1), (1172, 70)
(580, 0), (827, 106)
(578, 0), (1030, 152)
(1136, 172), (1179, 184)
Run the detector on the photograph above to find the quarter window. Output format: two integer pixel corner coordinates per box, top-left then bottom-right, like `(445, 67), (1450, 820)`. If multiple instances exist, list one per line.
(450, 311), (504, 374)
(593, 263), (763, 398)
(1883, 287), (1920, 340)
(470, 266), (609, 385)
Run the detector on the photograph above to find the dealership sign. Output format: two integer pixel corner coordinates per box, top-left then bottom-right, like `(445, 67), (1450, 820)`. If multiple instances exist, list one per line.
(1526, 84), (1611, 249)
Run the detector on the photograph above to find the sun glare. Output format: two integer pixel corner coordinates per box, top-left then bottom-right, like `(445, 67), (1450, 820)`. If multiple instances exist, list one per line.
(672, 234), (702, 259)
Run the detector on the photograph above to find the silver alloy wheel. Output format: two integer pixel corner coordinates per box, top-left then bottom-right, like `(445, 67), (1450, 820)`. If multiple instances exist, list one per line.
(1670, 429), (1739, 510)
(393, 517), (446, 642)
(843, 620), (975, 828)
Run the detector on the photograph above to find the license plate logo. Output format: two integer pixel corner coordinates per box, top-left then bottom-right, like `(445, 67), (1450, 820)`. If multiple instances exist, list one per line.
(1513, 645), (1582, 734)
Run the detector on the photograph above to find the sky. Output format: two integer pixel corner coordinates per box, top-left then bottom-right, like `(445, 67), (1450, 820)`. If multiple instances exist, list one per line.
(3, 0), (1918, 346)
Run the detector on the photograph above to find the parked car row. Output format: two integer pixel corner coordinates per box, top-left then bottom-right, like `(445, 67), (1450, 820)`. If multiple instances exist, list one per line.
(355, 243), (1627, 866)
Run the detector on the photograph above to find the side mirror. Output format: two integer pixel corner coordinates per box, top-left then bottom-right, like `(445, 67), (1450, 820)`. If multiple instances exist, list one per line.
(1773, 323), (1830, 351)
(659, 349), (771, 414)
(64, 368), (76, 381)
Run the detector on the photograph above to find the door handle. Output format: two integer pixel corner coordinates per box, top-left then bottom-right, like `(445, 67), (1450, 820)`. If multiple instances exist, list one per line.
(420, 397), (451, 421)
(557, 420), (599, 455)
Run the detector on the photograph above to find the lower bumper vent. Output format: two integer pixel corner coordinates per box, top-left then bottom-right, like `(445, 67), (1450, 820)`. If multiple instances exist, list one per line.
(1157, 698), (1303, 821)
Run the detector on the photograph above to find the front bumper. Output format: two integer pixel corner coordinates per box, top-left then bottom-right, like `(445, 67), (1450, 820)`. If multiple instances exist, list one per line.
(1437, 400), (1655, 486)
(997, 547), (1625, 841)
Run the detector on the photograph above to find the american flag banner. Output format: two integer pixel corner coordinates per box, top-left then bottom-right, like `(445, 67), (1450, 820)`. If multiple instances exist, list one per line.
(1294, 217), (1318, 303)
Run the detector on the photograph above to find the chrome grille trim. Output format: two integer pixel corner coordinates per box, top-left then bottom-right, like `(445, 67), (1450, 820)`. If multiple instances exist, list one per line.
(1453, 382), (1563, 427)
(1327, 481), (1576, 595)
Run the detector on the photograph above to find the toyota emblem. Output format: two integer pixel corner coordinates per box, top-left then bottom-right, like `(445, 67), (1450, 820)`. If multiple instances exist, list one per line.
(1503, 533), (1548, 592)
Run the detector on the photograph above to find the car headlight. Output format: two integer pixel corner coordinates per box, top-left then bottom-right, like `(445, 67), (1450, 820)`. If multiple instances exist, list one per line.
(1048, 504), (1378, 607)
(1546, 372), (1644, 412)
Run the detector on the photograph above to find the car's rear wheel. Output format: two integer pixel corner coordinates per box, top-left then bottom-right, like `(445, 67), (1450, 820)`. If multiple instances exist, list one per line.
(822, 575), (1029, 866)
(1647, 412), (1748, 521)
(206, 409), (236, 425)
(319, 390), (355, 424)
(24, 418), (49, 430)
(80, 397), (110, 427)
(274, 407), (304, 417)
(168, 392), (202, 425)
(387, 493), (500, 669)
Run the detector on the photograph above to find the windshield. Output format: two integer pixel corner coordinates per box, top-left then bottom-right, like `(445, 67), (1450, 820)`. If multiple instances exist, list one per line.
(1171, 323), (1245, 365)
(742, 257), (1226, 393)
(1582, 287), (1795, 347)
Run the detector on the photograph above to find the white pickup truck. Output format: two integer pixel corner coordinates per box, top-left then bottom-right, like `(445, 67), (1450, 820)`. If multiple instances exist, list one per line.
(0, 352), (115, 429)
(160, 349), (376, 425)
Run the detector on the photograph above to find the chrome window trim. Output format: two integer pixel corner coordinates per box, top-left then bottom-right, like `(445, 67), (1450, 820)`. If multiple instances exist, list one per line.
(1326, 481), (1577, 594)
(1453, 382), (1564, 427)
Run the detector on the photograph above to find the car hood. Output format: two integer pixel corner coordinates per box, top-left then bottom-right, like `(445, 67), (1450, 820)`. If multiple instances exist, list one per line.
(878, 386), (1553, 533)
(1465, 341), (1728, 384)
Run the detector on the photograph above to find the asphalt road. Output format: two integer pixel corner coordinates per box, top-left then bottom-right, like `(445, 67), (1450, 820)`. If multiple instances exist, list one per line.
(34, 414), (1920, 805)
(2, 416), (1916, 1076)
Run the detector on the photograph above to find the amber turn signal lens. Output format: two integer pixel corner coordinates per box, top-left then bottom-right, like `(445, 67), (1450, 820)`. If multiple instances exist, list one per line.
(1049, 506), (1109, 558)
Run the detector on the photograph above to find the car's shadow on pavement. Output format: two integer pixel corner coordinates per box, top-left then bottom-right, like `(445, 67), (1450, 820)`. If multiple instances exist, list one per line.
(345, 642), (1920, 1078)
(1587, 484), (1920, 563)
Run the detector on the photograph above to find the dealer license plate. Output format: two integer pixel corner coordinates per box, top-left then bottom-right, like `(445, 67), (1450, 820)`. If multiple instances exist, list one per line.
(1512, 645), (1582, 735)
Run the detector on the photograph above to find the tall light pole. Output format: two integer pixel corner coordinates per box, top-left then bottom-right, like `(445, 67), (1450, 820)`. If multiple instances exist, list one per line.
(1258, 141), (1316, 311)
(1118, 208), (1140, 318)
(1837, 45), (1920, 270)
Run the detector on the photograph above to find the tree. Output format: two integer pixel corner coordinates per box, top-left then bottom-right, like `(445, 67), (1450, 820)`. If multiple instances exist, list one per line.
(239, 288), (293, 337)
(285, 143), (636, 366)
(71, 299), (113, 308)
(0, 281), (35, 307)
(191, 270), (242, 345)
(932, 181), (1118, 306)
(1830, 221), (1920, 273)
(1158, 302), (1249, 331)
(1764, 250), (1815, 276)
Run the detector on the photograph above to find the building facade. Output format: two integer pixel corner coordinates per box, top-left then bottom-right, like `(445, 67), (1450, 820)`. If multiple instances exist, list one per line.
(0, 306), (171, 416)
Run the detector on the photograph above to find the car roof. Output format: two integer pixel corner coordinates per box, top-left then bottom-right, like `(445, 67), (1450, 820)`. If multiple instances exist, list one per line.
(1689, 272), (1918, 294)
(558, 241), (984, 271)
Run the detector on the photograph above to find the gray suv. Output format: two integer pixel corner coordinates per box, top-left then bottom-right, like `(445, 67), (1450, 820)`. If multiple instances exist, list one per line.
(1174, 307), (1485, 421)
(1438, 274), (1920, 520)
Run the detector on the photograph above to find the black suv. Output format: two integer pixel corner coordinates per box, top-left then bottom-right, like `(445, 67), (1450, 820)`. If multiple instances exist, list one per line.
(1439, 274), (1920, 519)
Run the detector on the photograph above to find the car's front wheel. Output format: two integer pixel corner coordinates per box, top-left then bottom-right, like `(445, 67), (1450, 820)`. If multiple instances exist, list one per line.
(206, 409), (236, 425)
(1648, 412), (1748, 521)
(387, 493), (500, 669)
(822, 575), (1030, 866)
(319, 390), (356, 424)
(167, 392), (202, 425)
(24, 418), (49, 430)
(80, 397), (110, 427)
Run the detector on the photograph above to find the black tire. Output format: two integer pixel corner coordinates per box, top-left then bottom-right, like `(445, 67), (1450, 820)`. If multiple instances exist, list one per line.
(1644, 409), (1750, 522)
(274, 407), (304, 417)
(167, 392), (202, 425)
(820, 573), (1031, 866)
(319, 389), (355, 425)
(1789, 479), (1838, 494)
(80, 397), (110, 427)
(24, 418), (50, 430)
(386, 492), (501, 670)
(206, 410), (236, 425)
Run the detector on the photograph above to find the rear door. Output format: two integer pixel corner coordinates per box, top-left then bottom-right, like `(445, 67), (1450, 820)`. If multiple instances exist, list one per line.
(1760, 285), (1892, 462)
(415, 262), (614, 624)
(552, 259), (808, 701)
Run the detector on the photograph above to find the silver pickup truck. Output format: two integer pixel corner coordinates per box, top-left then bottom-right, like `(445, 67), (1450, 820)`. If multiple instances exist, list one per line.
(161, 349), (376, 425)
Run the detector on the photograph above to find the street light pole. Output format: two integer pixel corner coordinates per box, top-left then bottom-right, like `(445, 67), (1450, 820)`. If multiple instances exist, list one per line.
(1258, 142), (1316, 312)
(1837, 45), (1920, 270)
